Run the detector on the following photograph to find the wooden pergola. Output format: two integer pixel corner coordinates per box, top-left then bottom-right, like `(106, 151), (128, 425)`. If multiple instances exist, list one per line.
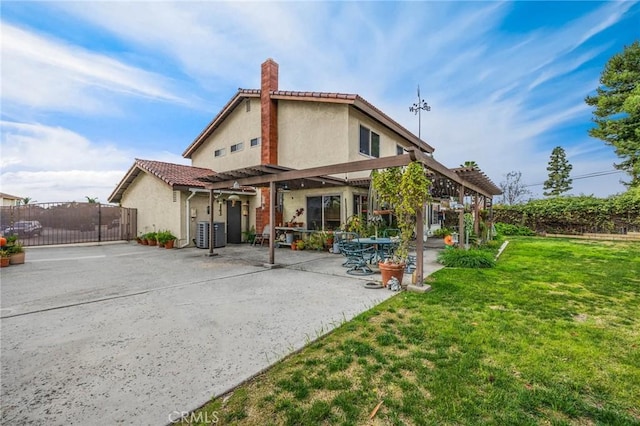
(199, 148), (501, 286)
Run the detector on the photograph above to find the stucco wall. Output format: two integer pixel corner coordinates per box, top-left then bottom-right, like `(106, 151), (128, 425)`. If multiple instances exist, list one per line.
(280, 186), (368, 230)
(278, 101), (349, 170)
(348, 108), (410, 179)
(120, 173), (182, 239)
(183, 191), (257, 244)
(191, 98), (261, 171)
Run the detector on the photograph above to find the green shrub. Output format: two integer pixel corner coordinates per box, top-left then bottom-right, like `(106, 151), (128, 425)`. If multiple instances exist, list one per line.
(495, 222), (535, 236)
(432, 227), (452, 238)
(437, 247), (496, 268)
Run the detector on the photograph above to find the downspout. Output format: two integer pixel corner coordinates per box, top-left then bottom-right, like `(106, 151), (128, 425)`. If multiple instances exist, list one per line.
(181, 190), (198, 248)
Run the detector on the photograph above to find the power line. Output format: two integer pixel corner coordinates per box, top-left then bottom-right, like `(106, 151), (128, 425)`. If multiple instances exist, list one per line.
(524, 169), (624, 187)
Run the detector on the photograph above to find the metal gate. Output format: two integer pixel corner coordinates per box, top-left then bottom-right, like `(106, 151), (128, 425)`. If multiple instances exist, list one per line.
(0, 202), (137, 246)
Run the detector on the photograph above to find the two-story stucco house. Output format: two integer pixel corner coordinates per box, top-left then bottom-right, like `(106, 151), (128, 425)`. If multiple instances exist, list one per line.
(109, 59), (499, 247)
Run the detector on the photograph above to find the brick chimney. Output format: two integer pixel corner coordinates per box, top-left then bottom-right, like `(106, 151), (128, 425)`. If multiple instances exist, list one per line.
(261, 58), (278, 165)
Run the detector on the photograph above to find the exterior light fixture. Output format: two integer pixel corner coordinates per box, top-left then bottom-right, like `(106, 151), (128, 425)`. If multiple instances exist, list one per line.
(228, 194), (241, 207)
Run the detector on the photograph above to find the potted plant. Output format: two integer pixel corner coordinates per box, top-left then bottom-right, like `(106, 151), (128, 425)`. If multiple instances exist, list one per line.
(242, 226), (256, 244)
(146, 232), (158, 246)
(372, 162), (431, 286)
(156, 230), (177, 249)
(296, 239), (305, 250)
(0, 249), (10, 268)
(289, 208), (304, 228)
(8, 240), (25, 265)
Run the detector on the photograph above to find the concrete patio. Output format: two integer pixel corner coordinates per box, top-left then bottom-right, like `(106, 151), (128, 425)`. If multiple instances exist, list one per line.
(0, 242), (443, 425)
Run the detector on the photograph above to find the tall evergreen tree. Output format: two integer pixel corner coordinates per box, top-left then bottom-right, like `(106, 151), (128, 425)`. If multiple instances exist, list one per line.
(585, 41), (640, 188)
(543, 147), (573, 196)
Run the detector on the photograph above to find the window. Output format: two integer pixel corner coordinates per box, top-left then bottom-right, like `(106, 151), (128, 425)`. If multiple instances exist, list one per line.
(230, 142), (243, 153)
(307, 195), (341, 231)
(353, 194), (368, 216)
(359, 125), (380, 157)
(245, 99), (251, 112)
(214, 148), (226, 157)
(250, 137), (261, 147)
(397, 145), (406, 155)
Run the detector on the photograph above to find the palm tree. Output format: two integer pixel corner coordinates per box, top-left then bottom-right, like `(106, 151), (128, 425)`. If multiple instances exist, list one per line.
(460, 161), (478, 169)
(21, 197), (33, 205)
(85, 196), (99, 203)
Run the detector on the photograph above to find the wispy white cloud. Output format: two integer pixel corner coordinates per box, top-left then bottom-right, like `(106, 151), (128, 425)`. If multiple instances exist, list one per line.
(2, 0), (636, 201)
(0, 121), (132, 171)
(0, 121), (188, 202)
(0, 22), (187, 114)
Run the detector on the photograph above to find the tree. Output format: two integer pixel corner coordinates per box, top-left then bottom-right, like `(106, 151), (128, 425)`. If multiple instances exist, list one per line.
(585, 41), (640, 187)
(460, 161), (478, 169)
(543, 146), (573, 196)
(85, 196), (99, 203)
(498, 171), (531, 205)
(20, 197), (33, 205)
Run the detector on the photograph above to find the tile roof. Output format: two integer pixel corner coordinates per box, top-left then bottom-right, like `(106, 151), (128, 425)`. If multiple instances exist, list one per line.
(108, 159), (215, 203)
(134, 159), (213, 188)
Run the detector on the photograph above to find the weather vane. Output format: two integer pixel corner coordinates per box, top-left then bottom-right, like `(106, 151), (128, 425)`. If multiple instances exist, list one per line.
(409, 85), (431, 140)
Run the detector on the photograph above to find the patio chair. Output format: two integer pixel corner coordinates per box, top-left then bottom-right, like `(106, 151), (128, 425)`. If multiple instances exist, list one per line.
(383, 228), (401, 238)
(253, 224), (271, 246)
(336, 232), (361, 267)
(343, 246), (376, 276)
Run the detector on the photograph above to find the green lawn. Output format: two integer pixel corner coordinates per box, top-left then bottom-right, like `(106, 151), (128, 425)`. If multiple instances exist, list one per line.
(185, 237), (640, 425)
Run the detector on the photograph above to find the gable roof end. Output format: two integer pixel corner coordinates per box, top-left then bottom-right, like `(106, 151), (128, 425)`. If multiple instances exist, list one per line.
(182, 89), (261, 158)
(108, 159), (214, 203)
(182, 88), (435, 159)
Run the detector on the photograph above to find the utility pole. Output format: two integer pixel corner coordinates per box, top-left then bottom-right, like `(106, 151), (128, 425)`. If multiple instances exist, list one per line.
(409, 85), (431, 140)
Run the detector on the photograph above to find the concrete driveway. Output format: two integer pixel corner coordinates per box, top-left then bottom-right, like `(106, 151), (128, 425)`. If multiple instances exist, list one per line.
(1, 242), (442, 425)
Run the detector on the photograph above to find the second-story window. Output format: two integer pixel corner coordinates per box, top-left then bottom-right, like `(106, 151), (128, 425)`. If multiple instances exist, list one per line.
(214, 148), (226, 157)
(397, 145), (405, 155)
(231, 142), (244, 153)
(250, 137), (261, 147)
(359, 125), (380, 158)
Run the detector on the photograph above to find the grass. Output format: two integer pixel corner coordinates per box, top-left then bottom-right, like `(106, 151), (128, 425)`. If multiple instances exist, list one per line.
(182, 237), (640, 425)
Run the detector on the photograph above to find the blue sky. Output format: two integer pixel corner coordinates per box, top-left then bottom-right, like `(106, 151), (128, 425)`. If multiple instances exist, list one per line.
(1, 1), (638, 203)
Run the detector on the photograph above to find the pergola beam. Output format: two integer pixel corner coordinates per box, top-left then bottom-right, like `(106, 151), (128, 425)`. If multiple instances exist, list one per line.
(203, 148), (495, 198)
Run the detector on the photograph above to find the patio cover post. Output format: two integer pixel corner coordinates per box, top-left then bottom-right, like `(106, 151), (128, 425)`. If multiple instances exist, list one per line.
(207, 189), (217, 257)
(473, 193), (481, 236)
(268, 181), (276, 265)
(458, 185), (465, 244)
(415, 203), (424, 285)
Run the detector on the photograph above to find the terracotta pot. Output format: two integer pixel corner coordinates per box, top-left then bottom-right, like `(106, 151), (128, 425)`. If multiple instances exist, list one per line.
(9, 252), (25, 265)
(148, 239), (157, 246)
(378, 262), (405, 287)
(165, 240), (174, 249)
(141, 239), (149, 245)
(291, 242), (297, 250)
(0, 257), (9, 268)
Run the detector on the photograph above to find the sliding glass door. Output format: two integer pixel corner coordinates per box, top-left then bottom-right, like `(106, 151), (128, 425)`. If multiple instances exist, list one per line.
(306, 195), (341, 231)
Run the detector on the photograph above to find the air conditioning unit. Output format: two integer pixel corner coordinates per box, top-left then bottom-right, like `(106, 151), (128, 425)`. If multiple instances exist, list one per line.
(196, 222), (226, 248)
(196, 222), (209, 248)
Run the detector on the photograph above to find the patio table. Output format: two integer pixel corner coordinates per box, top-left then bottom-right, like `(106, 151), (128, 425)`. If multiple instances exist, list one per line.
(352, 237), (397, 263)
